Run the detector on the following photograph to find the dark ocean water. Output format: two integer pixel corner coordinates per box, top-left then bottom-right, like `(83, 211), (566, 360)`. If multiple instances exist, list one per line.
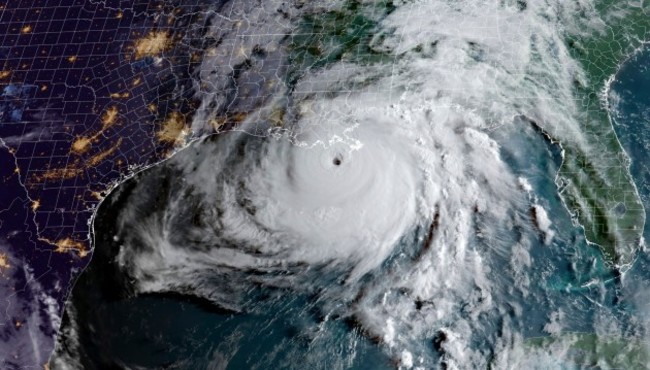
(608, 44), (650, 319)
(611, 44), (650, 242)
(52, 45), (650, 370)
(56, 119), (621, 369)
(56, 143), (397, 370)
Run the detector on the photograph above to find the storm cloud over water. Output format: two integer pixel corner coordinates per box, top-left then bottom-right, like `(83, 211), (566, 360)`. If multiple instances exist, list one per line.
(52, 0), (650, 369)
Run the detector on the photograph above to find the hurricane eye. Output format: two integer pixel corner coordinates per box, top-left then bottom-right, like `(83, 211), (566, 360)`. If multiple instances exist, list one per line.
(333, 155), (342, 166)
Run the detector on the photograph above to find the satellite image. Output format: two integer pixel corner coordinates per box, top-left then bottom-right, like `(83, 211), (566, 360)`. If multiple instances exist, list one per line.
(1, 0), (650, 369)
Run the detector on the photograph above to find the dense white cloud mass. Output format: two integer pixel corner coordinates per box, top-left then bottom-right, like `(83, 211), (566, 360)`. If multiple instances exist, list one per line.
(58, 0), (648, 368)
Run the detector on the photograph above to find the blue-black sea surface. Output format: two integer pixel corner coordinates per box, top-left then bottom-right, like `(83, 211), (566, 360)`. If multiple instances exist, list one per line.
(609, 43), (650, 314)
(51, 45), (650, 370)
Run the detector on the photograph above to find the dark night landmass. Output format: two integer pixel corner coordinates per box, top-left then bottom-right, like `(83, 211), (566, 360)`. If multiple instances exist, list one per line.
(0, 0), (220, 367)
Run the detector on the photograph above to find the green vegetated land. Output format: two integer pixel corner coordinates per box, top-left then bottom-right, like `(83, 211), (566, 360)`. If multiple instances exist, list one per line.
(526, 333), (650, 369)
(289, 0), (649, 267)
(285, 0), (650, 365)
(288, 0), (395, 85)
(522, 2), (650, 367)
(558, 1), (650, 267)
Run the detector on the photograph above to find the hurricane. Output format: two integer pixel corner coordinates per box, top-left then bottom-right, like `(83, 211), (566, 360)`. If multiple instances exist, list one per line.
(51, 0), (650, 369)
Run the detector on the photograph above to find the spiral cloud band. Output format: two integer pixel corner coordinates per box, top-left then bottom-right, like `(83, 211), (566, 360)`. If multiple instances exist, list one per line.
(54, 0), (648, 368)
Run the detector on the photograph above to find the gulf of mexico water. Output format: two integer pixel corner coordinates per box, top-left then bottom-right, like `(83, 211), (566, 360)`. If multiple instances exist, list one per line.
(51, 43), (650, 370)
(50, 19), (650, 370)
(51, 161), (398, 370)
(51, 96), (643, 370)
